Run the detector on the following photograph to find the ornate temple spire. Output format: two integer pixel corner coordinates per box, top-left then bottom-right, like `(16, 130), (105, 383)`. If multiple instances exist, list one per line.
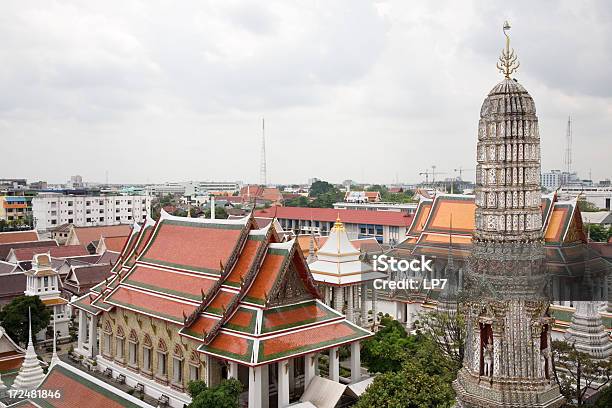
(496, 20), (520, 78)
(12, 308), (46, 391)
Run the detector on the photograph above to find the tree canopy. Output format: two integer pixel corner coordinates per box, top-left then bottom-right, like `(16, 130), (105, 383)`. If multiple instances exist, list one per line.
(187, 378), (243, 408)
(0, 296), (51, 345)
(359, 316), (458, 407)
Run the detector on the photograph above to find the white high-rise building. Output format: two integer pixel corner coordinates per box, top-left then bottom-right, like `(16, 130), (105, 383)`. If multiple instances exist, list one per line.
(32, 193), (151, 231)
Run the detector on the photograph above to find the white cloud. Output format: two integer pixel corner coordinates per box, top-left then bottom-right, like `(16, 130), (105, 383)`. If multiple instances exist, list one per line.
(0, 0), (610, 184)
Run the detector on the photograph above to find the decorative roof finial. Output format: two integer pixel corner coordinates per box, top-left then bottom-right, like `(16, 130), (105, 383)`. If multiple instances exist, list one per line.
(496, 20), (520, 79)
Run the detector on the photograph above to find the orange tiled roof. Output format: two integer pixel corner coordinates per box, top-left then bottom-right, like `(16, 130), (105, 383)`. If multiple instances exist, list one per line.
(101, 236), (128, 253)
(124, 265), (217, 302)
(258, 321), (369, 363)
(11, 245), (88, 262)
(140, 219), (245, 274)
(105, 286), (197, 324)
(224, 237), (264, 288)
(262, 301), (339, 334)
(0, 230), (38, 245)
(244, 249), (288, 305)
(73, 225), (131, 246)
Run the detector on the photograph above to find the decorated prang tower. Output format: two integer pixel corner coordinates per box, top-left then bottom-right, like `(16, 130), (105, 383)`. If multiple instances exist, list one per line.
(453, 22), (564, 407)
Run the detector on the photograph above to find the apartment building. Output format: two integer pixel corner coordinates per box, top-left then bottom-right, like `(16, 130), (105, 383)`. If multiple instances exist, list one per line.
(32, 193), (151, 231)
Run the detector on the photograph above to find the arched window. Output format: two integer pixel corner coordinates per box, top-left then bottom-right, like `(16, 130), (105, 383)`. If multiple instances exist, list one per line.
(142, 334), (153, 373)
(103, 321), (113, 356)
(172, 345), (184, 385)
(188, 351), (201, 381)
(115, 326), (125, 362)
(157, 339), (168, 378)
(128, 329), (138, 367)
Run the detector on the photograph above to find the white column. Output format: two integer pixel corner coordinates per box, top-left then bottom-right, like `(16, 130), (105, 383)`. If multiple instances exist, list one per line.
(324, 286), (331, 306)
(360, 283), (367, 326)
(288, 358), (295, 394)
(346, 286), (354, 322)
(228, 361), (238, 379)
(249, 366), (264, 408)
(261, 364), (269, 408)
(371, 285), (378, 327)
(77, 310), (86, 353)
(333, 287), (344, 313)
(350, 342), (361, 383)
(88, 315), (98, 357)
(329, 347), (340, 382)
(304, 353), (317, 388)
(278, 359), (290, 408)
(395, 301), (403, 322)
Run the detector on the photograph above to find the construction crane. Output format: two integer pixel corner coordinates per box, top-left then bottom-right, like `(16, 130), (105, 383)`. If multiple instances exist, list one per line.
(419, 165), (447, 185)
(453, 167), (476, 180)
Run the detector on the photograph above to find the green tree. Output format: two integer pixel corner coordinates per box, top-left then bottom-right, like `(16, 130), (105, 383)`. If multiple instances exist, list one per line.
(586, 224), (611, 243)
(187, 378), (242, 408)
(361, 316), (412, 373)
(578, 200), (601, 212)
(552, 340), (612, 406)
(284, 196), (310, 207)
(355, 359), (455, 408)
(205, 207), (228, 219)
(594, 385), (612, 407)
(0, 296), (51, 345)
(308, 180), (336, 197)
(415, 311), (466, 365)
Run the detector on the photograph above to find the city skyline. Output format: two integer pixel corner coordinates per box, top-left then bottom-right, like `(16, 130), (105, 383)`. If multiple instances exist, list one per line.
(1, 1), (611, 185)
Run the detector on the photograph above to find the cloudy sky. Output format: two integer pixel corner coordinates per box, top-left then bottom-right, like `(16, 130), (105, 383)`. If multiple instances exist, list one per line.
(1, 0), (610, 185)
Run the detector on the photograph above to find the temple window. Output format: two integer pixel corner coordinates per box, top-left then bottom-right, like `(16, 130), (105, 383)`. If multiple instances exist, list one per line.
(143, 335), (152, 373)
(189, 351), (200, 381)
(115, 326), (125, 362)
(157, 339), (168, 378)
(103, 321), (113, 356)
(128, 330), (138, 367)
(172, 345), (184, 385)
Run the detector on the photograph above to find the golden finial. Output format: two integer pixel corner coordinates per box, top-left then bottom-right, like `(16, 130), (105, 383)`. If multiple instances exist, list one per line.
(496, 20), (520, 79)
(333, 213), (344, 230)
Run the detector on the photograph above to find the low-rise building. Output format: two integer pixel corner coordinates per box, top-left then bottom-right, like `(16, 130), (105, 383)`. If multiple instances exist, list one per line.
(254, 206), (414, 245)
(32, 193), (150, 231)
(333, 200), (417, 214)
(559, 186), (612, 210)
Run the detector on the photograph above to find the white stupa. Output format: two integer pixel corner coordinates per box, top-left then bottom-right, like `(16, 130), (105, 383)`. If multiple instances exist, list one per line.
(12, 308), (46, 390)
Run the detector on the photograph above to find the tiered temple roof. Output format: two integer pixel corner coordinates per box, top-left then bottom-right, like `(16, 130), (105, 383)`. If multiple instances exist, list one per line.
(73, 211), (370, 367)
(308, 218), (386, 286)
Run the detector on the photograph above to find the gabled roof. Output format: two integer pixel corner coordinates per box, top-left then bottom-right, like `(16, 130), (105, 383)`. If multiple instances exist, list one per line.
(8, 245), (89, 263)
(68, 224), (132, 246)
(0, 230), (39, 245)
(0, 260), (22, 274)
(73, 212), (372, 367)
(8, 361), (151, 407)
(0, 273), (27, 304)
(64, 264), (113, 290)
(0, 325), (25, 373)
(0, 240), (58, 261)
(97, 235), (128, 253)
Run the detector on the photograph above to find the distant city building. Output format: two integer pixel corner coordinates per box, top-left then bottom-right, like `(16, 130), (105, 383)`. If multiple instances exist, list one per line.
(558, 186), (612, 210)
(333, 201), (417, 214)
(0, 195), (33, 224)
(67, 175), (84, 189)
(254, 206), (413, 244)
(28, 180), (48, 190)
(32, 193), (151, 231)
(145, 182), (186, 196)
(344, 191), (381, 203)
(0, 178), (27, 190)
(541, 170), (585, 191)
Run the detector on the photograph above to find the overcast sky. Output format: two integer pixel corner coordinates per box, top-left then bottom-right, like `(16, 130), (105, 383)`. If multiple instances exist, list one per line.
(1, 0), (610, 185)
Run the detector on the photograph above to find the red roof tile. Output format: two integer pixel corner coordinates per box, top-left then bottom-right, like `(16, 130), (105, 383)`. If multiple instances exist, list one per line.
(72, 225), (131, 246)
(105, 286), (197, 323)
(244, 250), (287, 304)
(224, 238), (263, 287)
(11, 245), (88, 262)
(0, 230), (38, 245)
(254, 206), (413, 227)
(124, 265), (216, 301)
(141, 220), (244, 273)
(101, 236), (129, 253)
(0, 240), (57, 260)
